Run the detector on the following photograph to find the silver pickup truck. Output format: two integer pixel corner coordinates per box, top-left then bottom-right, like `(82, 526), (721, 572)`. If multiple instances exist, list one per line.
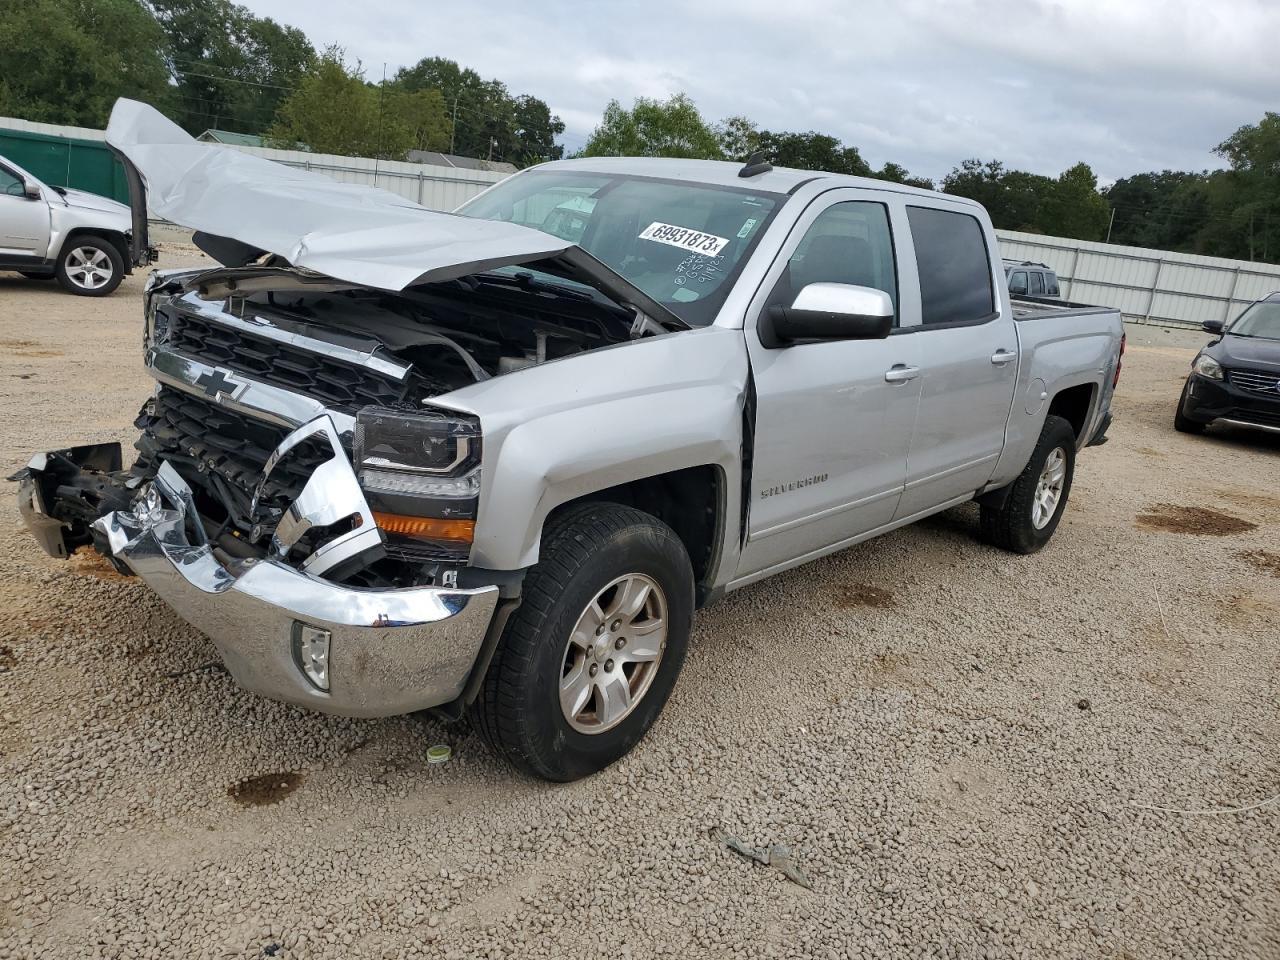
(16, 101), (1124, 780)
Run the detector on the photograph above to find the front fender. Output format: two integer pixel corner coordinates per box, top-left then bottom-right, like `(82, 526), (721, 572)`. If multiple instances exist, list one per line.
(481, 384), (743, 569)
(436, 326), (750, 572)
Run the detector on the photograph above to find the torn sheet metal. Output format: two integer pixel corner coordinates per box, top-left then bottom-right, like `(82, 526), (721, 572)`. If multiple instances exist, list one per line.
(104, 99), (570, 292)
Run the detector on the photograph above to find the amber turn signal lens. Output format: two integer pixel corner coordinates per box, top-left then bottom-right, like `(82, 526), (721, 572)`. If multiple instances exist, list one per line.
(372, 512), (475, 543)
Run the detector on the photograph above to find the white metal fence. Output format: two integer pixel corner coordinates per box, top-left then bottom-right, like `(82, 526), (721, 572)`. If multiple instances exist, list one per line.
(997, 229), (1280, 329)
(0, 116), (506, 212)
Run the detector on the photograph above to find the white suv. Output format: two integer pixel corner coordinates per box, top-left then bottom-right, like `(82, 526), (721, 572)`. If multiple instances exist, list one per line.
(0, 153), (154, 296)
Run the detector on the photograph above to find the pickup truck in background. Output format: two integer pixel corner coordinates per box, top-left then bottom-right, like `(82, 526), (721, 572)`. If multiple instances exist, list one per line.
(1004, 259), (1061, 299)
(0, 152), (155, 296)
(16, 101), (1125, 781)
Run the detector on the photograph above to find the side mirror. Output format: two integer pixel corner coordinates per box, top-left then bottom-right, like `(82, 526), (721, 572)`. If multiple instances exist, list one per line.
(765, 283), (894, 346)
(1201, 319), (1225, 335)
(22, 179), (41, 200)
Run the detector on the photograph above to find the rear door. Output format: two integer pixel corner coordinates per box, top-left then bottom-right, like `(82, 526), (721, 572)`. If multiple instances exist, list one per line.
(737, 188), (923, 579)
(894, 202), (1019, 519)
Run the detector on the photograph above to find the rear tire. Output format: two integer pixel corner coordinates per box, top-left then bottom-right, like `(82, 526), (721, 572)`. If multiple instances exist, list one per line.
(979, 415), (1076, 554)
(55, 237), (124, 296)
(1174, 381), (1206, 434)
(469, 502), (694, 781)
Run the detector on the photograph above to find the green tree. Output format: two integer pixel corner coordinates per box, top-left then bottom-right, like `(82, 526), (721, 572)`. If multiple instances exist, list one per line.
(943, 160), (1048, 229)
(392, 57), (563, 165)
(0, 0), (171, 126)
(874, 162), (933, 190)
(715, 115), (760, 161)
(1208, 114), (1280, 261)
(268, 49), (413, 158)
(148, 0), (314, 136)
(581, 94), (724, 159)
(1103, 171), (1210, 249)
(754, 130), (871, 176)
(1040, 162), (1111, 240)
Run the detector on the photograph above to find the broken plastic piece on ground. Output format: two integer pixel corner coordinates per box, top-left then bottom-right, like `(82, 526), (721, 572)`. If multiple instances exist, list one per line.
(711, 827), (813, 889)
(426, 744), (451, 764)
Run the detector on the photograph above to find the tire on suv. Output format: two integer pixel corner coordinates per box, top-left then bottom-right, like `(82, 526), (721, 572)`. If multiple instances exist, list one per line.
(55, 235), (125, 296)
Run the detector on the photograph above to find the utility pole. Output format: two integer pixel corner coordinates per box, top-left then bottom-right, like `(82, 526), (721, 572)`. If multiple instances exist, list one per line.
(374, 62), (387, 185)
(1105, 206), (1116, 244)
(450, 97), (458, 155)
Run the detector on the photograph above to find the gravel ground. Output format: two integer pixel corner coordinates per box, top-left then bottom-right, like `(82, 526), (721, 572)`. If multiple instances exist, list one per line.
(1, 255), (1278, 960)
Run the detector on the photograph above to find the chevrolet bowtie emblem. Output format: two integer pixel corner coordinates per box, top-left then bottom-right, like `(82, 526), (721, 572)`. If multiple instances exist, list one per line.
(195, 369), (241, 400)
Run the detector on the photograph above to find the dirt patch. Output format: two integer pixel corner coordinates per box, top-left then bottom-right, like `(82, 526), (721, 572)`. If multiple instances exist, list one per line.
(1136, 446), (1167, 459)
(1216, 489), (1280, 512)
(1135, 504), (1257, 536)
(67, 547), (131, 582)
(227, 772), (305, 808)
(0, 338), (63, 358)
(1239, 550), (1280, 578)
(1215, 592), (1279, 627)
(836, 584), (896, 609)
(0, 645), (13, 669)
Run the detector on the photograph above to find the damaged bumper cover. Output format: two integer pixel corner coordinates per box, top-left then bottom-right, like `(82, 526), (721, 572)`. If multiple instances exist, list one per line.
(17, 448), (498, 719)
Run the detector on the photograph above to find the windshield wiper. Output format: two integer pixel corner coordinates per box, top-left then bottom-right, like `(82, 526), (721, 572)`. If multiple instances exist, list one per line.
(473, 270), (594, 303)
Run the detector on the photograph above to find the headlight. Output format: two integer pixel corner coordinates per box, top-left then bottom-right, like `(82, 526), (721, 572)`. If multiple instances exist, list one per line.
(354, 407), (482, 559)
(1192, 354), (1224, 380)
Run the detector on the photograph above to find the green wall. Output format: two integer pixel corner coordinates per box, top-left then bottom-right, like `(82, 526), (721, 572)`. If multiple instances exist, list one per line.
(0, 128), (128, 203)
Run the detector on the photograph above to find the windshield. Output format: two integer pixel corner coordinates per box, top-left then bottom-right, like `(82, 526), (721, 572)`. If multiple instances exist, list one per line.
(457, 170), (784, 326)
(1229, 301), (1280, 340)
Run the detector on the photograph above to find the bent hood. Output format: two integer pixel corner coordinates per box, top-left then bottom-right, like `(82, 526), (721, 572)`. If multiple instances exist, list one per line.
(104, 99), (684, 328)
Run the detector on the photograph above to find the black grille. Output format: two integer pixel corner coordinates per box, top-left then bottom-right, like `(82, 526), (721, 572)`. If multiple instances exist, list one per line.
(1228, 368), (1280, 395)
(134, 387), (332, 528)
(1228, 406), (1280, 428)
(164, 310), (412, 414)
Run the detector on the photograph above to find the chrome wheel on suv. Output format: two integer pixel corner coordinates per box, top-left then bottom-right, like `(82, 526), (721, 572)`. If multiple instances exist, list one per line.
(55, 237), (124, 296)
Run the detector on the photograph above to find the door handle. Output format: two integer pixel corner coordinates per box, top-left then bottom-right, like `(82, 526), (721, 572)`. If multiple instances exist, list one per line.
(884, 365), (921, 383)
(991, 350), (1017, 366)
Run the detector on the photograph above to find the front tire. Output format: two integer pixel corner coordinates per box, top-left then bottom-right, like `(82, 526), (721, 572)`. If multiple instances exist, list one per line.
(979, 415), (1077, 554)
(469, 503), (694, 781)
(55, 237), (124, 296)
(1174, 380), (1206, 434)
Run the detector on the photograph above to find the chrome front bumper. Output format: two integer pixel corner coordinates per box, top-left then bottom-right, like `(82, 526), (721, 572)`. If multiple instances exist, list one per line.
(18, 457), (499, 718)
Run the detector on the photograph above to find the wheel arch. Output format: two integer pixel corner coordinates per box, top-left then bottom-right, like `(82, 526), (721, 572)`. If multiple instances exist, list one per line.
(57, 229), (130, 270)
(544, 464), (729, 607)
(1046, 381), (1097, 446)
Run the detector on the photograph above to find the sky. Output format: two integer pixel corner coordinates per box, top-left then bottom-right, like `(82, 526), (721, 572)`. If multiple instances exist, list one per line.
(239, 0), (1280, 185)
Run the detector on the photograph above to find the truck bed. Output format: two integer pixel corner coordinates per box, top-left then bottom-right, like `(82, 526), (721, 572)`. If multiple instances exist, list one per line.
(1010, 296), (1118, 322)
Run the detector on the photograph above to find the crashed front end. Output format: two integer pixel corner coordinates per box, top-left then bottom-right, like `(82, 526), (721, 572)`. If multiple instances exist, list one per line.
(16, 396), (499, 717)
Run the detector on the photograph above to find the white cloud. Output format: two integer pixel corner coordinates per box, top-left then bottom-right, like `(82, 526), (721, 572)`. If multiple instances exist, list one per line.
(239, 0), (1278, 182)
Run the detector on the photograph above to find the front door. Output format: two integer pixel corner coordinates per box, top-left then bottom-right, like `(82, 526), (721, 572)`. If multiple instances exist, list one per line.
(737, 190), (923, 581)
(0, 163), (50, 259)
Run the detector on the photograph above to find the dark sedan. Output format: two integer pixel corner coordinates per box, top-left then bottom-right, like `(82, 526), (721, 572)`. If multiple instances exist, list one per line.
(1176, 293), (1280, 437)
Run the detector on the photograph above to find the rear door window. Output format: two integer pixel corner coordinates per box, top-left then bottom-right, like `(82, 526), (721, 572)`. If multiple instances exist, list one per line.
(907, 206), (995, 326)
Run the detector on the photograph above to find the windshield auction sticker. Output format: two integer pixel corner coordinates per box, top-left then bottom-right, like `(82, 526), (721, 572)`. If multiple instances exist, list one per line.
(639, 222), (730, 257)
